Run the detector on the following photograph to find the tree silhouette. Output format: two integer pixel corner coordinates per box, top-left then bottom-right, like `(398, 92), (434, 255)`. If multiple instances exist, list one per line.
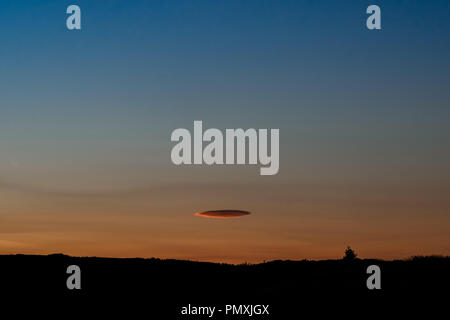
(343, 246), (357, 261)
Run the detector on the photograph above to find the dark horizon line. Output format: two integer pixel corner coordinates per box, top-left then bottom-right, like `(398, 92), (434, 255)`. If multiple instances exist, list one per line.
(1, 252), (448, 266)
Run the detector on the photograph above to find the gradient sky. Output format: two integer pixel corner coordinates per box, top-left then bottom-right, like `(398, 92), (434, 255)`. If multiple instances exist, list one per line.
(1, 0), (449, 263)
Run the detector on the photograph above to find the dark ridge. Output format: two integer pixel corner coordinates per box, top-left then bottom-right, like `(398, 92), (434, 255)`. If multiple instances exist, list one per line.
(0, 254), (448, 317)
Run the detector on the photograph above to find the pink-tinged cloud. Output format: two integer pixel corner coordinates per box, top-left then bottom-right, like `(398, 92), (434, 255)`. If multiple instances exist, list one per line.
(195, 210), (251, 219)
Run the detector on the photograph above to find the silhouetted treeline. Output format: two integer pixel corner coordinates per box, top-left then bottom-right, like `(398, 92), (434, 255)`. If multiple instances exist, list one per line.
(0, 254), (448, 317)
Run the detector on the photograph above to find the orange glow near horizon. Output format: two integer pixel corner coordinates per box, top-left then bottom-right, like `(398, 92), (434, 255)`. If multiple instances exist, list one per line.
(1, 177), (450, 264)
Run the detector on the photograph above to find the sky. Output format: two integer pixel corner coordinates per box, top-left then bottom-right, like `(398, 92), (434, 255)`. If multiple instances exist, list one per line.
(0, 0), (449, 263)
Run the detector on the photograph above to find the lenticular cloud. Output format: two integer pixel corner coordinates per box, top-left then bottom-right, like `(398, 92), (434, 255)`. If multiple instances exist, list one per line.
(195, 210), (251, 219)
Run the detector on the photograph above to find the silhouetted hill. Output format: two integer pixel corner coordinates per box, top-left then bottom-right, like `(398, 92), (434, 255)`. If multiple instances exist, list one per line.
(1, 254), (448, 317)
